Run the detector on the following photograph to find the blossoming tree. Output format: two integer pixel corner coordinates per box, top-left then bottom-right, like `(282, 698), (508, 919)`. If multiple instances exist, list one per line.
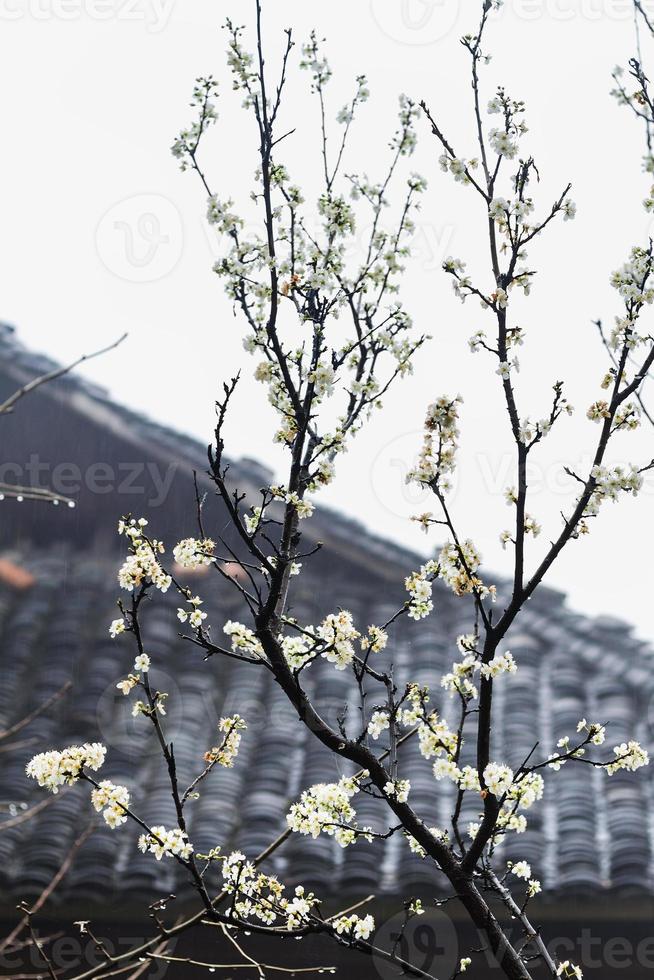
(23, 3), (654, 978)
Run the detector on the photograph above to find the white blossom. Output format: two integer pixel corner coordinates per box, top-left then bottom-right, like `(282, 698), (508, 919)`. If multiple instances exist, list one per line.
(26, 743), (106, 794)
(91, 780), (130, 829)
(138, 826), (193, 861)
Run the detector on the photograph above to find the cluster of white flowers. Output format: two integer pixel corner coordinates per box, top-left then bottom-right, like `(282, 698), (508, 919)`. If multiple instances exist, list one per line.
(405, 826), (448, 858)
(178, 37), (425, 730)
(489, 127), (519, 159)
(547, 725), (648, 784)
(610, 246), (654, 309)
(132, 690), (168, 719)
(307, 456), (336, 492)
(109, 617), (125, 638)
(204, 715), (247, 768)
(318, 610), (360, 670)
(506, 772), (544, 812)
(117, 518), (171, 594)
(562, 200), (577, 220)
(575, 464), (643, 533)
(317, 194), (355, 238)
(224, 620), (264, 658)
(336, 73), (370, 126)
(115, 657), (149, 697)
(172, 537), (215, 569)
(483, 762), (514, 798)
(439, 540), (495, 600)
(401, 686), (466, 790)
(443, 256), (473, 303)
(224, 20), (258, 106)
(219, 851), (319, 931)
(362, 625), (388, 654)
(480, 650), (517, 680)
(441, 654), (478, 700)
(517, 408), (572, 446)
(300, 31), (333, 88)
(138, 826), (193, 861)
(391, 94), (420, 156)
(170, 76), (219, 169)
(496, 360), (517, 380)
(332, 913), (375, 941)
(264, 556), (302, 580)
(177, 594), (208, 629)
(405, 560), (438, 620)
(244, 505), (265, 536)
(91, 780), (130, 828)
(489, 195), (536, 236)
(607, 741), (649, 775)
(589, 464), (642, 503)
(187, 25), (425, 477)
(440, 642), (516, 700)
(488, 189), (577, 240)
(367, 710), (390, 740)
(510, 860), (532, 880)
(467, 770), (544, 846)
(487, 87), (527, 155)
(509, 862), (541, 897)
(407, 395), (462, 491)
(557, 962), (583, 980)
(433, 758), (463, 782)
(577, 718), (606, 745)
(383, 779), (411, 803)
(116, 673), (139, 697)
(523, 513), (541, 539)
(613, 401), (641, 431)
(26, 743), (106, 794)
(206, 195), (244, 235)
(280, 633), (315, 670)
(405, 541), (495, 619)
(287, 774), (370, 847)
(284, 491), (315, 520)
(586, 400), (610, 422)
(439, 153), (479, 185)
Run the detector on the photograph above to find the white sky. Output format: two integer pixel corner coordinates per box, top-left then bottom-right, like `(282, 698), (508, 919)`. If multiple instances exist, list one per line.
(2, 0), (654, 640)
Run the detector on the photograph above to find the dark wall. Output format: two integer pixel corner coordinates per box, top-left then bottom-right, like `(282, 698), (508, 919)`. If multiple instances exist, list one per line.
(0, 369), (261, 558)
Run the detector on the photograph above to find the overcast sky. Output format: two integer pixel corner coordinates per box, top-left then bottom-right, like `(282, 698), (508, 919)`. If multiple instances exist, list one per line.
(3, 0), (654, 640)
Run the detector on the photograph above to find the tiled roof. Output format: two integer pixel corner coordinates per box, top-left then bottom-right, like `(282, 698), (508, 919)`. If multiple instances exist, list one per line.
(0, 323), (651, 911)
(0, 549), (651, 912)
